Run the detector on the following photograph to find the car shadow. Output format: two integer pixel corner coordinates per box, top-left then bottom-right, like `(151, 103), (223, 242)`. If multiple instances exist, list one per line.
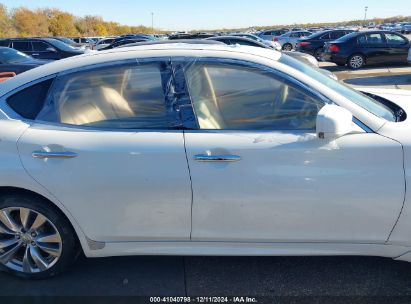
(1, 256), (411, 297)
(321, 62), (410, 73)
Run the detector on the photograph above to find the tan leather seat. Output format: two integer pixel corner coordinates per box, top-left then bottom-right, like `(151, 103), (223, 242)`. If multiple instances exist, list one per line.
(60, 81), (134, 126)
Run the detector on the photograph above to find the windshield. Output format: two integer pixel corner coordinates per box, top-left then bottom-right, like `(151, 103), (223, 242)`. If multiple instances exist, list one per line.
(279, 55), (398, 122)
(45, 39), (78, 51)
(0, 48), (31, 63)
(57, 37), (76, 45)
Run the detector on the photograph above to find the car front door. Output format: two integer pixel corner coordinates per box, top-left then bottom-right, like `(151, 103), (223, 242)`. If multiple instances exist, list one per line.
(383, 33), (410, 63)
(179, 58), (404, 243)
(16, 59), (192, 242)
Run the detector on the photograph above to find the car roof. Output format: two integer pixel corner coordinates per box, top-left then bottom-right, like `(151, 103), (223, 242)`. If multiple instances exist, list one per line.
(0, 44), (282, 96)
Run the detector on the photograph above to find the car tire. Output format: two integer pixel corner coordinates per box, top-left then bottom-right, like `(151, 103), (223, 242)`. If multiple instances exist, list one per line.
(347, 54), (365, 69)
(0, 194), (79, 279)
(282, 43), (293, 51)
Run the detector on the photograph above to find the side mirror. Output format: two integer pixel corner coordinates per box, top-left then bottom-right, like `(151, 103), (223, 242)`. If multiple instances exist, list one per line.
(46, 47), (57, 52)
(316, 104), (353, 140)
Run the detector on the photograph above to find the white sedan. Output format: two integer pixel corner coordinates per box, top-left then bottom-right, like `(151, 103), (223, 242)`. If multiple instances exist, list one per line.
(1, 44), (411, 279)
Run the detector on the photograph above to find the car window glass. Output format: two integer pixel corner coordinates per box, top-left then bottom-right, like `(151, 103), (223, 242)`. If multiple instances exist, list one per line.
(32, 41), (51, 51)
(7, 79), (54, 119)
(385, 33), (407, 45)
(0, 41), (9, 47)
(330, 31), (343, 39)
(365, 33), (384, 44)
(185, 62), (325, 130)
(36, 63), (180, 129)
(12, 41), (31, 52)
(279, 55), (398, 122)
(357, 35), (367, 44)
(320, 33), (330, 40)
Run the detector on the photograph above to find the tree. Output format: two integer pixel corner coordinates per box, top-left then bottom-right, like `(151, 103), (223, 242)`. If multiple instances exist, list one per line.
(46, 9), (78, 37)
(0, 3), (16, 37)
(11, 7), (49, 37)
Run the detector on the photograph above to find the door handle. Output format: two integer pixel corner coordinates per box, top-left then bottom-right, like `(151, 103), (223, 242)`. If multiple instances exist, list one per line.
(32, 53), (39, 56)
(193, 154), (241, 162)
(32, 151), (78, 159)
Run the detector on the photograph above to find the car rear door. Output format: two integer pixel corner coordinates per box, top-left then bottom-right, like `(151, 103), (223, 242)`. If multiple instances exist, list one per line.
(15, 59), (192, 242)
(178, 58), (405, 243)
(383, 33), (410, 63)
(357, 33), (389, 64)
(11, 41), (33, 56)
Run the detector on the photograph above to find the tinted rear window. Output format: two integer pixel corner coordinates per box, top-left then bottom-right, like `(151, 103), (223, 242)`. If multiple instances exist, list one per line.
(6, 79), (54, 119)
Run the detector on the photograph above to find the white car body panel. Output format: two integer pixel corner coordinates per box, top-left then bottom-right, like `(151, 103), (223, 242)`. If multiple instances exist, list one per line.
(17, 125), (192, 242)
(1, 45), (411, 261)
(185, 131), (404, 243)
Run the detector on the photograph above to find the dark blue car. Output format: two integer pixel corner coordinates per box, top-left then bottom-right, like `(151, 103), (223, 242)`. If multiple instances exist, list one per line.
(322, 31), (410, 69)
(0, 47), (49, 75)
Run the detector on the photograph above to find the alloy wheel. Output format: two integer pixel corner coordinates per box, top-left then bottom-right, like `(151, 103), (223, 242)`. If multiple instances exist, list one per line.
(349, 55), (364, 69)
(0, 207), (62, 273)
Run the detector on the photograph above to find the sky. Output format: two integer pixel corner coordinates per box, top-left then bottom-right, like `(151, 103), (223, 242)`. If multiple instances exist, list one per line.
(2, 0), (411, 31)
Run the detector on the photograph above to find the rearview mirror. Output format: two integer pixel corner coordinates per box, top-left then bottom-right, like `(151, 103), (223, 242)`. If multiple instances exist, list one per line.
(316, 104), (353, 140)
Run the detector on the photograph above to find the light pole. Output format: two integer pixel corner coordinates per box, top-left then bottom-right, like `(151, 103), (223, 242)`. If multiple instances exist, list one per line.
(151, 12), (154, 33)
(364, 6), (368, 25)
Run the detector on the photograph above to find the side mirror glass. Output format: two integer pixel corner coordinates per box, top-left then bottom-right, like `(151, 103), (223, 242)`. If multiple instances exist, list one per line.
(316, 104), (353, 140)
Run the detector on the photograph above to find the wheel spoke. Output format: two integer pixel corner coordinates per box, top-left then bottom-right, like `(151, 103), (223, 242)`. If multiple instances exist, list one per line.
(0, 210), (21, 232)
(30, 213), (47, 230)
(37, 242), (60, 257)
(37, 232), (61, 244)
(0, 222), (14, 235)
(30, 246), (49, 271)
(0, 242), (21, 264)
(22, 246), (33, 273)
(0, 238), (19, 250)
(19, 208), (32, 231)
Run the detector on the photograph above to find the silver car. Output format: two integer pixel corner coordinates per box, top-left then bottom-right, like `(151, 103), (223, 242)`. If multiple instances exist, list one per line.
(258, 29), (289, 42)
(276, 31), (312, 51)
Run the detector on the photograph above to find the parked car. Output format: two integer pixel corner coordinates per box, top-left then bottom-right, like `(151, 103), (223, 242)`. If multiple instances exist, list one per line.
(0, 47), (49, 75)
(2, 43), (411, 279)
(98, 38), (148, 51)
(322, 31), (410, 69)
(71, 37), (95, 48)
(0, 38), (84, 60)
(257, 29), (289, 41)
(94, 38), (116, 50)
(0, 71), (16, 82)
(205, 36), (323, 69)
(229, 33), (280, 49)
(52, 37), (84, 49)
(206, 36), (280, 51)
(295, 30), (355, 59)
(169, 33), (215, 40)
(275, 31), (312, 51)
(401, 23), (411, 34)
